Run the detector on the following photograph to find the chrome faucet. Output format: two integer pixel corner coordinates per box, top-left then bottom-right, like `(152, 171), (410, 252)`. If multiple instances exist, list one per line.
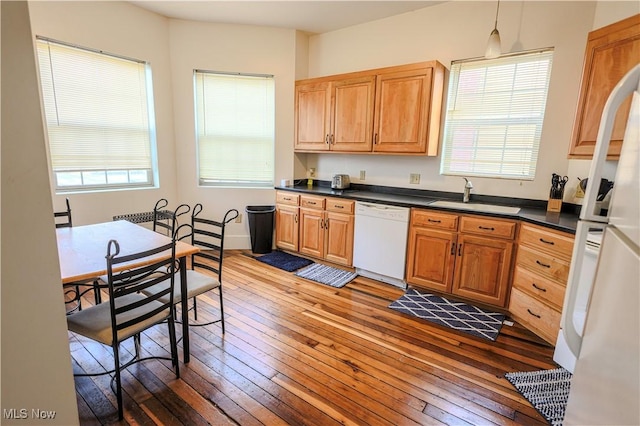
(463, 178), (473, 203)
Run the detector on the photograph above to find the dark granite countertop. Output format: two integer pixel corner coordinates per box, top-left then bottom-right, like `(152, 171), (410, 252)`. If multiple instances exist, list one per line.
(275, 181), (579, 234)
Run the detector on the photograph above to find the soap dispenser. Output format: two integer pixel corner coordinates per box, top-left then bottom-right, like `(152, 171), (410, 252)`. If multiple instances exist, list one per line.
(463, 178), (473, 203)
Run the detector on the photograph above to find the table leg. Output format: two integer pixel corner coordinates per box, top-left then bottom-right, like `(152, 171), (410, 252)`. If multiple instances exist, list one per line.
(180, 257), (190, 363)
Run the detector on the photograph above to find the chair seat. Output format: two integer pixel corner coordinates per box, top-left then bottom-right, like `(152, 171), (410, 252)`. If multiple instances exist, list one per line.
(144, 269), (220, 304)
(67, 293), (169, 346)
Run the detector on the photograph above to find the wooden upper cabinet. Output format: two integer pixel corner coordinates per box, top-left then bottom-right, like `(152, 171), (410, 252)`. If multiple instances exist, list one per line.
(332, 77), (375, 152)
(294, 82), (331, 151)
(294, 60), (445, 155)
(373, 68), (433, 154)
(568, 14), (640, 159)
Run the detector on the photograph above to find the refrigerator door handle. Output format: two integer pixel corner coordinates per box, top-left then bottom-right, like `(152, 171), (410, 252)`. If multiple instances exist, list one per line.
(582, 64), (640, 222)
(561, 222), (606, 357)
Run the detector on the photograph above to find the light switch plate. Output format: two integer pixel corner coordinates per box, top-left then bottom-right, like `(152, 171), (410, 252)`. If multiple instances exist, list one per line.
(410, 173), (420, 184)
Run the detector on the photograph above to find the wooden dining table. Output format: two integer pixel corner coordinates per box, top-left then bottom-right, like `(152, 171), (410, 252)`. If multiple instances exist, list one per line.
(57, 220), (199, 363)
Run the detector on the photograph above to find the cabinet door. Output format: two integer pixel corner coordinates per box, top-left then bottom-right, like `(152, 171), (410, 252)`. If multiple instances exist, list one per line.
(324, 211), (354, 266)
(298, 208), (325, 259)
(373, 68), (432, 154)
(405, 227), (457, 294)
(569, 14), (640, 159)
(294, 82), (331, 151)
(452, 234), (513, 307)
(275, 205), (299, 251)
(331, 77), (375, 152)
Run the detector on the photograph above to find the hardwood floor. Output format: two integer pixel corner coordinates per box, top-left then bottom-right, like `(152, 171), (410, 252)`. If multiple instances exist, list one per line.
(69, 250), (556, 425)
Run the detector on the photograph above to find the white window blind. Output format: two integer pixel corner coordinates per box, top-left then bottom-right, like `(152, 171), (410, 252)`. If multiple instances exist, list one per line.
(36, 38), (156, 191)
(195, 71), (275, 188)
(440, 49), (553, 180)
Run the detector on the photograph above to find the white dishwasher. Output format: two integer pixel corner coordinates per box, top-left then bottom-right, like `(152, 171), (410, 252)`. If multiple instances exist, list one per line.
(353, 201), (410, 288)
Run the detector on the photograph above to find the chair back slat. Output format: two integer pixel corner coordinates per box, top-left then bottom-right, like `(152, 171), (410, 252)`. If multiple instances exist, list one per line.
(189, 205), (238, 281)
(105, 239), (177, 336)
(153, 201), (190, 237)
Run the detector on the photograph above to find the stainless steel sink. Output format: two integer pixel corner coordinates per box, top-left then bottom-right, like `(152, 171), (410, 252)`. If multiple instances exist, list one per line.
(428, 200), (521, 214)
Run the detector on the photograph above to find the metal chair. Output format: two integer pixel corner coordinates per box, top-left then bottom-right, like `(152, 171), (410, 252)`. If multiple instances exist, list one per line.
(55, 198), (100, 313)
(153, 199), (190, 236)
(54, 198), (72, 228)
(67, 239), (180, 420)
(143, 204), (238, 332)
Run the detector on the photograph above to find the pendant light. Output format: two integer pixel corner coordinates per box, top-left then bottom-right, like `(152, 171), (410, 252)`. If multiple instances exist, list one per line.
(485, 0), (501, 59)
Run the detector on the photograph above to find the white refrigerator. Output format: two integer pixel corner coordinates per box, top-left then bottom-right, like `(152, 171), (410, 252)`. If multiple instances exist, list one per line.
(556, 64), (640, 425)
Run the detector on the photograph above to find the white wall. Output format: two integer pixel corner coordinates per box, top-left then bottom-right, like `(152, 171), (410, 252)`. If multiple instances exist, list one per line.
(28, 1), (179, 225)
(304, 1), (637, 202)
(1, 2), (79, 423)
(168, 19), (297, 248)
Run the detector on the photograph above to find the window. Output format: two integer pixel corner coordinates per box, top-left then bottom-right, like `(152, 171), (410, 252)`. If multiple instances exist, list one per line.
(36, 37), (157, 192)
(440, 49), (553, 180)
(194, 71), (275, 188)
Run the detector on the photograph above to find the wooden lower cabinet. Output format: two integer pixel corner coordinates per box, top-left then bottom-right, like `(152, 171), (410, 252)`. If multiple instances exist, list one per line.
(299, 207), (324, 258)
(275, 204), (299, 251)
(324, 211), (354, 266)
(406, 208), (515, 308)
(509, 223), (574, 344)
(452, 234), (513, 307)
(277, 191), (354, 267)
(406, 227), (456, 293)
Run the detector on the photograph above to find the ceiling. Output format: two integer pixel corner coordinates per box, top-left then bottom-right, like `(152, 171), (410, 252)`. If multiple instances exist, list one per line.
(130, 1), (444, 34)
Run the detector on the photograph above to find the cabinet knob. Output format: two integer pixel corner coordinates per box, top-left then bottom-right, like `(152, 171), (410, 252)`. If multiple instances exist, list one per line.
(325, 134), (329, 144)
(450, 242), (456, 255)
(478, 226), (495, 231)
(374, 133), (378, 144)
(428, 219), (441, 223)
(458, 243), (463, 256)
(539, 238), (555, 245)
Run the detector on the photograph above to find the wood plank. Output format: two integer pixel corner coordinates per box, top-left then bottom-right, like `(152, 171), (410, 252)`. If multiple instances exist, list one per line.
(65, 250), (556, 425)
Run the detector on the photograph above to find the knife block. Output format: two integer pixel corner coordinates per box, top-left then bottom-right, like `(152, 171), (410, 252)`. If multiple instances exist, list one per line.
(547, 198), (562, 212)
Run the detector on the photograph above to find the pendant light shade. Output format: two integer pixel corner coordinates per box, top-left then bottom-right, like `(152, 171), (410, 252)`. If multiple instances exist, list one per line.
(485, 1), (501, 59)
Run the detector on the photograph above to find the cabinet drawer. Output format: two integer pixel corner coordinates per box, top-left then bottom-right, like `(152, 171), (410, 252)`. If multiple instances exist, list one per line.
(516, 245), (571, 284)
(411, 209), (458, 231)
(276, 191), (300, 206)
(300, 195), (326, 209)
(513, 266), (566, 311)
(509, 288), (561, 344)
(460, 216), (516, 240)
(326, 197), (354, 214)
(520, 223), (574, 260)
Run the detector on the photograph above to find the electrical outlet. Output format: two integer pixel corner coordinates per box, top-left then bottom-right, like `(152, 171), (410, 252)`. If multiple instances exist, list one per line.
(359, 170), (366, 180)
(235, 213), (242, 223)
(410, 173), (420, 184)
(308, 168), (316, 178)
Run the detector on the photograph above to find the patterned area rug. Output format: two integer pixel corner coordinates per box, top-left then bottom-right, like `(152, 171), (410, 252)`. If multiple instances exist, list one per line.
(255, 250), (314, 272)
(295, 264), (357, 288)
(388, 288), (505, 341)
(505, 368), (572, 426)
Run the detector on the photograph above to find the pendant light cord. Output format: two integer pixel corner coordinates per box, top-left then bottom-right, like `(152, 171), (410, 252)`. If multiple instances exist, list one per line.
(493, 0), (500, 30)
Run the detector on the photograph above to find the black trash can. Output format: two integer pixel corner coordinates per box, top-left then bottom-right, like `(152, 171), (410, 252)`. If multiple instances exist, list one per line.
(245, 205), (276, 254)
